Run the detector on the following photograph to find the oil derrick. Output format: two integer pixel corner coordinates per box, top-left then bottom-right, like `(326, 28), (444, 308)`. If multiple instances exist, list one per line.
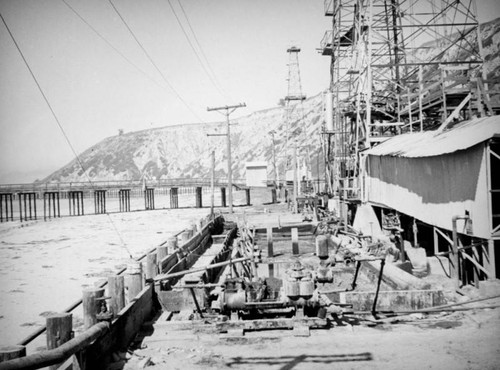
(320, 0), (490, 200)
(284, 46), (307, 147)
(283, 46), (307, 211)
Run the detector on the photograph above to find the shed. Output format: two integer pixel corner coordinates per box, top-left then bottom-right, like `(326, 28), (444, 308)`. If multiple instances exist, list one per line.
(361, 116), (500, 277)
(245, 161), (268, 187)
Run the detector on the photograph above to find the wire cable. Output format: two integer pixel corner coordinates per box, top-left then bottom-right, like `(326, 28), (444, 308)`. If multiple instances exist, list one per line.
(169, 0), (229, 100)
(61, 0), (168, 94)
(0, 9), (134, 259)
(108, 0), (205, 123)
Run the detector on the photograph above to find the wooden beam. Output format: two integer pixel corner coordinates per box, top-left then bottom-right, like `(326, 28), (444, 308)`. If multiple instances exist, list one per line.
(460, 250), (490, 277)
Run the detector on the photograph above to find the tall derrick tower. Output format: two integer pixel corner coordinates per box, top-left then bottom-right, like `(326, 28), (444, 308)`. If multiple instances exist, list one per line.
(283, 46), (307, 212)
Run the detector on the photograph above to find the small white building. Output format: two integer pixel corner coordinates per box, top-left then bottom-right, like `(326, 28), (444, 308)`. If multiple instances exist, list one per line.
(245, 161), (268, 187)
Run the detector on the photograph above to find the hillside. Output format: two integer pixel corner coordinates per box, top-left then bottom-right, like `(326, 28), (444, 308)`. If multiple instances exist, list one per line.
(42, 18), (500, 184)
(41, 93), (325, 183)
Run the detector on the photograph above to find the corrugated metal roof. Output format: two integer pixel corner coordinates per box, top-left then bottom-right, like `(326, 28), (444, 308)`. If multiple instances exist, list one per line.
(363, 115), (500, 157)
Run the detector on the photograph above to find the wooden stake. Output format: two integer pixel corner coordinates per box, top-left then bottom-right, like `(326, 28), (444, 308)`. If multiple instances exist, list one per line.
(166, 237), (177, 254)
(46, 313), (72, 370)
(267, 227), (274, 258)
(124, 262), (143, 304)
(145, 253), (157, 281)
(0, 345), (26, 362)
(292, 227), (299, 255)
(157, 246), (168, 270)
(82, 287), (105, 329)
(108, 275), (125, 317)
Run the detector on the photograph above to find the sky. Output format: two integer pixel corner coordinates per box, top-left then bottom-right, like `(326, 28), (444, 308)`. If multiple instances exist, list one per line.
(1, 0), (499, 183)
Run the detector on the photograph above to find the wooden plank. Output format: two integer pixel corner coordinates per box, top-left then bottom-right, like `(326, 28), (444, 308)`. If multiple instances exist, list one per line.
(338, 290), (446, 311)
(152, 317), (327, 334)
(460, 250), (490, 277)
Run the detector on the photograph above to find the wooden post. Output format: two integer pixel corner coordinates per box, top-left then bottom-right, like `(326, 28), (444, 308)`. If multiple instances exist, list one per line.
(195, 187), (203, 208)
(266, 226), (275, 276)
(157, 246), (168, 270)
(108, 275), (125, 317)
(179, 231), (191, 245)
(451, 217), (462, 290)
(0, 346), (26, 362)
(46, 313), (72, 370)
(145, 253), (157, 282)
(245, 189), (251, 206)
(124, 262), (143, 304)
(82, 287), (105, 329)
(486, 239), (496, 280)
(221, 187), (226, 207)
(292, 227), (299, 255)
(267, 227), (274, 258)
(166, 237), (177, 254)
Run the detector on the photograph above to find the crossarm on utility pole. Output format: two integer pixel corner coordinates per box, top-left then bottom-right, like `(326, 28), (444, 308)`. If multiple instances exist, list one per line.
(207, 103), (246, 213)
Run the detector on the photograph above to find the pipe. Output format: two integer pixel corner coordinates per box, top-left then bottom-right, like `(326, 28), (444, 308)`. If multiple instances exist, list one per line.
(0, 322), (109, 370)
(344, 304), (500, 318)
(154, 256), (251, 282)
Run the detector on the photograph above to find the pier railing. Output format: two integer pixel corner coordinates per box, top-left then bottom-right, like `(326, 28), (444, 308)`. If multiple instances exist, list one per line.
(0, 177), (248, 194)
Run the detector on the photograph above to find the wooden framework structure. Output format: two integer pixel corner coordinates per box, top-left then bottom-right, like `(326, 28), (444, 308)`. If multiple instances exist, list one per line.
(320, 0), (499, 199)
(320, 0), (500, 281)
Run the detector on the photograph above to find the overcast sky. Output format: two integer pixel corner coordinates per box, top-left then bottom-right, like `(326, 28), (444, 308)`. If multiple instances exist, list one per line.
(1, 0), (499, 183)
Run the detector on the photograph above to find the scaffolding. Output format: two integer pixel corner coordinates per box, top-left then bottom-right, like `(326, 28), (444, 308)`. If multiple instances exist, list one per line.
(320, 0), (497, 198)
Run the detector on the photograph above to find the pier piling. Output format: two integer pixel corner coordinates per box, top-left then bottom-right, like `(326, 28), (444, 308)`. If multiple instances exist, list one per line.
(170, 188), (178, 209)
(145, 253), (157, 282)
(118, 189), (130, 212)
(124, 262), (143, 304)
(144, 188), (155, 210)
(68, 191), (84, 216)
(18, 192), (37, 221)
(82, 287), (105, 329)
(166, 237), (177, 254)
(94, 190), (106, 214)
(108, 275), (125, 317)
(195, 187), (203, 208)
(46, 313), (72, 370)
(0, 193), (14, 222)
(43, 192), (60, 220)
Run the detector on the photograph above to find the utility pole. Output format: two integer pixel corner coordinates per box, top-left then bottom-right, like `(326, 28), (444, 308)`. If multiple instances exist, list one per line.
(269, 130), (278, 193)
(210, 150), (215, 218)
(207, 103), (246, 213)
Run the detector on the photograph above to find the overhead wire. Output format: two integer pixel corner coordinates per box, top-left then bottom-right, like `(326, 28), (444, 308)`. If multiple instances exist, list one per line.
(0, 9), (134, 259)
(169, 0), (229, 101)
(107, 0), (205, 123)
(61, 0), (168, 94)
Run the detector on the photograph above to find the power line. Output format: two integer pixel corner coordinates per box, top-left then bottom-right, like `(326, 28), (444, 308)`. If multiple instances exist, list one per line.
(170, 0), (229, 100)
(108, 0), (205, 123)
(61, 0), (167, 94)
(0, 9), (133, 259)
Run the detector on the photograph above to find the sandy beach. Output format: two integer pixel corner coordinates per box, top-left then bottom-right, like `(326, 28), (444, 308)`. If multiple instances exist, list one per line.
(0, 206), (213, 348)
